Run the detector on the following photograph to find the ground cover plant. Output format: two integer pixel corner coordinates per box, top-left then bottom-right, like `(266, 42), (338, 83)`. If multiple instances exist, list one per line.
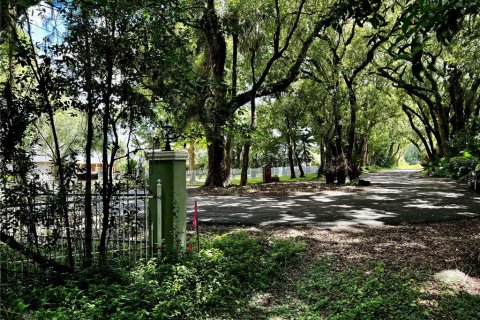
(271, 259), (428, 319)
(2, 219), (480, 319)
(268, 219), (480, 320)
(0, 231), (305, 319)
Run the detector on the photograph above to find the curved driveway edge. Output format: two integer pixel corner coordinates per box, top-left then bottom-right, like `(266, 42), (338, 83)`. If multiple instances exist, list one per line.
(187, 170), (480, 227)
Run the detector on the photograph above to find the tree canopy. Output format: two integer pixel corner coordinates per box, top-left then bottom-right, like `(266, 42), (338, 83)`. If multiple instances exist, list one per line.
(0, 1), (479, 246)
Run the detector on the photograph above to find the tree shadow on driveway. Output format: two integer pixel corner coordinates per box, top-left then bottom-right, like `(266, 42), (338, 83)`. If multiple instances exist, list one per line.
(188, 170), (480, 226)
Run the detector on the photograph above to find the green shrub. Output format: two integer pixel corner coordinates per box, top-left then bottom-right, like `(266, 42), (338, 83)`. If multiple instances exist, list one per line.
(429, 156), (479, 180)
(429, 157), (449, 177)
(446, 156), (479, 180)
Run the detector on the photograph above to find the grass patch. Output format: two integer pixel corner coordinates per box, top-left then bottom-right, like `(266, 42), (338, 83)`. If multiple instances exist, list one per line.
(186, 180), (204, 187)
(396, 163), (423, 170)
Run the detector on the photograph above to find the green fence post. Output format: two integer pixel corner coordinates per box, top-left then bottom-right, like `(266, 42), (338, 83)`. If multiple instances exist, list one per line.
(146, 150), (188, 254)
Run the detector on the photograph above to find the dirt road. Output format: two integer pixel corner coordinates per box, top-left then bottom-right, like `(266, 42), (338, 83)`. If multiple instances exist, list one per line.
(187, 170), (480, 226)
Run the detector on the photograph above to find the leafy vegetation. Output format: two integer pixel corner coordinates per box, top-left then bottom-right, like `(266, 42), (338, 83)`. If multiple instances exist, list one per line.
(4, 0), (480, 191)
(2, 1), (480, 314)
(429, 155), (479, 181)
(272, 259), (427, 319)
(5, 227), (480, 320)
(270, 258), (480, 320)
(432, 292), (480, 320)
(1, 231), (305, 319)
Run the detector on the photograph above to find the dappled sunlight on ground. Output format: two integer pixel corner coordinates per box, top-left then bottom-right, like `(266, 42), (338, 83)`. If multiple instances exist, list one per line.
(190, 169), (480, 315)
(188, 170), (480, 226)
(434, 270), (478, 289)
(419, 269), (480, 297)
(424, 191), (464, 198)
(405, 202), (468, 209)
(220, 218), (480, 277)
(199, 217), (480, 316)
(456, 212), (478, 216)
(308, 195), (335, 203)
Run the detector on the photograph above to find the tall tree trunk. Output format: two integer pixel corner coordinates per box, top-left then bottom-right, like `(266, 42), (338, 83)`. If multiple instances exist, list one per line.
(425, 126), (437, 157)
(437, 103), (450, 157)
(287, 137), (296, 179)
(188, 141), (196, 182)
(240, 50), (256, 186)
(225, 27), (238, 181)
(240, 142), (250, 185)
(362, 137), (368, 167)
(324, 142), (336, 184)
(332, 86), (346, 183)
(99, 21), (115, 263)
(235, 146), (242, 168)
(225, 134), (232, 178)
(332, 78), (343, 158)
(202, 0), (229, 187)
(346, 87), (356, 161)
(47, 108), (74, 269)
(231, 28), (238, 98)
(205, 128), (228, 187)
(99, 96), (110, 264)
(448, 66), (465, 137)
(318, 139), (325, 178)
(295, 152), (305, 177)
(83, 32), (94, 267)
(346, 86), (360, 180)
(285, 115), (296, 179)
(292, 138), (305, 177)
(84, 114), (93, 266)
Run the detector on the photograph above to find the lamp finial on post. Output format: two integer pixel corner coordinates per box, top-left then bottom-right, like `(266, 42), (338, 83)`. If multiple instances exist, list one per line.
(161, 120), (175, 151)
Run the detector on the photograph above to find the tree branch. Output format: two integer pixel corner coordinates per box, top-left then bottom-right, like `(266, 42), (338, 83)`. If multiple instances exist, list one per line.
(1, 231), (72, 273)
(402, 104), (433, 159)
(254, 0), (306, 91)
(377, 68), (435, 106)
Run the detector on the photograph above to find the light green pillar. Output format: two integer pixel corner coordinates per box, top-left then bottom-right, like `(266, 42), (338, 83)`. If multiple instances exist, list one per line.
(146, 150), (188, 253)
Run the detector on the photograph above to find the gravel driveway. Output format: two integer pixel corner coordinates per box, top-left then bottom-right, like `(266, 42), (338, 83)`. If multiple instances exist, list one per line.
(187, 170), (480, 226)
